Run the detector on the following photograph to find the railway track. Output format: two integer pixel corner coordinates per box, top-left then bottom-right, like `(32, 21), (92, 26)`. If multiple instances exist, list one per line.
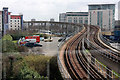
(63, 25), (105, 80)
(64, 27), (88, 80)
(88, 26), (120, 63)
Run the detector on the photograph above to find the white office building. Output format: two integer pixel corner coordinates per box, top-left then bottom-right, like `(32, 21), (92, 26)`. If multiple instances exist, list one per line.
(88, 4), (115, 31)
(59, 12), (88, 24)
(118, 1), (120, 20)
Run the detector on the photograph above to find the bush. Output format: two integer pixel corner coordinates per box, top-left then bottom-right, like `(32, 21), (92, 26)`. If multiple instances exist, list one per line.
(2, 34), (13, 41)
(1, 40), (17, 53)
(18, 62), (42, 79)
(24, 55), (51, 76)
(16, 46), (28, 52)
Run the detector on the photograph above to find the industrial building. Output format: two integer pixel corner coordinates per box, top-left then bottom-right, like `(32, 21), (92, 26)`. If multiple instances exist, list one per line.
(88, 4), (115, 31)
(59, 12), (88, 24)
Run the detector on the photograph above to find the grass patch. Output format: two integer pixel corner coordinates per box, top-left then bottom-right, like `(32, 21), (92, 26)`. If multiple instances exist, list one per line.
(95, 59), (106, 68)
(85, 49), (89, 53)
(112, 70), (120, 78)
(12, 40), (18, 44)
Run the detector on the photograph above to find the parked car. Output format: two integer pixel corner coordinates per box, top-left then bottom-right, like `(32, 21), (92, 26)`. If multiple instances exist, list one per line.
(34, 43), (42, 47)
(58, 37), (66, 42)
(44, 38), (53, 42)
(25, 42), (42, 47)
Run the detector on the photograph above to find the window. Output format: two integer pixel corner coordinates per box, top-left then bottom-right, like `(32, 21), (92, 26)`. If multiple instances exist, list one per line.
(85, 17), (88, 20)
(15, 20), (16, 22)
(79, 20), (83, 24)
(85, 20), (88, 24)
(11, 26), (12, 27)
(68, 17), (72, 23)
(15, 26), (16, 27)
(74, 17), (77, 23)
(11, 20), (12, 22)
(79, 17), (83, 20)
(18, 20), (19, 22)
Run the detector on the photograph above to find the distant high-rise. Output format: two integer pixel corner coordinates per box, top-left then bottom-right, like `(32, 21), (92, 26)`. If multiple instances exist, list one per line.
(88, 4), (115, 31)
(118, 1), (120, 20)
(59, 12), (88, 24)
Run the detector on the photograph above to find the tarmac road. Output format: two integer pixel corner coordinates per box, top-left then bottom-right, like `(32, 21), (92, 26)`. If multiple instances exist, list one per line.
(40, 37), (61, 56)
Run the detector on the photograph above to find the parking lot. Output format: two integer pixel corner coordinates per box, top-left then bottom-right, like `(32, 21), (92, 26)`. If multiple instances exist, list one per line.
(41, 37), (61, 56)
(28, 37), (61, 56)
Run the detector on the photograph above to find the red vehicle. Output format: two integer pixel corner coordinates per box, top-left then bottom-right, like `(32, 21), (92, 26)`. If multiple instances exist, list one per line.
(25, 36), (40, 43)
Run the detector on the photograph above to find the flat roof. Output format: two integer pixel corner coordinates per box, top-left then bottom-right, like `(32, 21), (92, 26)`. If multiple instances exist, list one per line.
(66, 12), (88, 13)
(88, 3), (115, 6)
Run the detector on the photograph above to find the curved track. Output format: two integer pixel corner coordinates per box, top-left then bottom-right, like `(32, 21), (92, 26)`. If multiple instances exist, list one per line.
(88, 26), (120, 63)
(63, 25), (105, 80)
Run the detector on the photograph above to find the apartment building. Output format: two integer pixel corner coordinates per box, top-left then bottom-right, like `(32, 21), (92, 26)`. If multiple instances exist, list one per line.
(0, 7), (23, 34)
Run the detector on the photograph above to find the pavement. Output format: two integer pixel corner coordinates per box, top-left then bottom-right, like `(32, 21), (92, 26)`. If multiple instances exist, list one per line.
(28, 37), (61, 56)
(40, 37), (61, 56)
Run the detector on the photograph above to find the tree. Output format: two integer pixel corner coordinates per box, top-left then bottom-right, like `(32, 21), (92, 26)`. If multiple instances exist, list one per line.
(2, 34), (13, 41)
(17, 62), (48, 79)
(1, 40), (17, 53)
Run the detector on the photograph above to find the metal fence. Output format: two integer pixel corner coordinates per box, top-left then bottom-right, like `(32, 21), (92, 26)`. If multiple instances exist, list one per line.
(84, 38), (120, 79)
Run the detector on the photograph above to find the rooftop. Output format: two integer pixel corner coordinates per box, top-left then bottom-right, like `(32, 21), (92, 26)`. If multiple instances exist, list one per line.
(88, 3), (115, 6)
(66, 12), (88, 13)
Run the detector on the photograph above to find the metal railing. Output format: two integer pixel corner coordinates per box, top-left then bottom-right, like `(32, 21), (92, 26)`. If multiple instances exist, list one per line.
(84, 38), (120, 79)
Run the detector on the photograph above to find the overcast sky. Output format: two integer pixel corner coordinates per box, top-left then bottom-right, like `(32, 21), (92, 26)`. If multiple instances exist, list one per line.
(0, 0), (120, 21)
